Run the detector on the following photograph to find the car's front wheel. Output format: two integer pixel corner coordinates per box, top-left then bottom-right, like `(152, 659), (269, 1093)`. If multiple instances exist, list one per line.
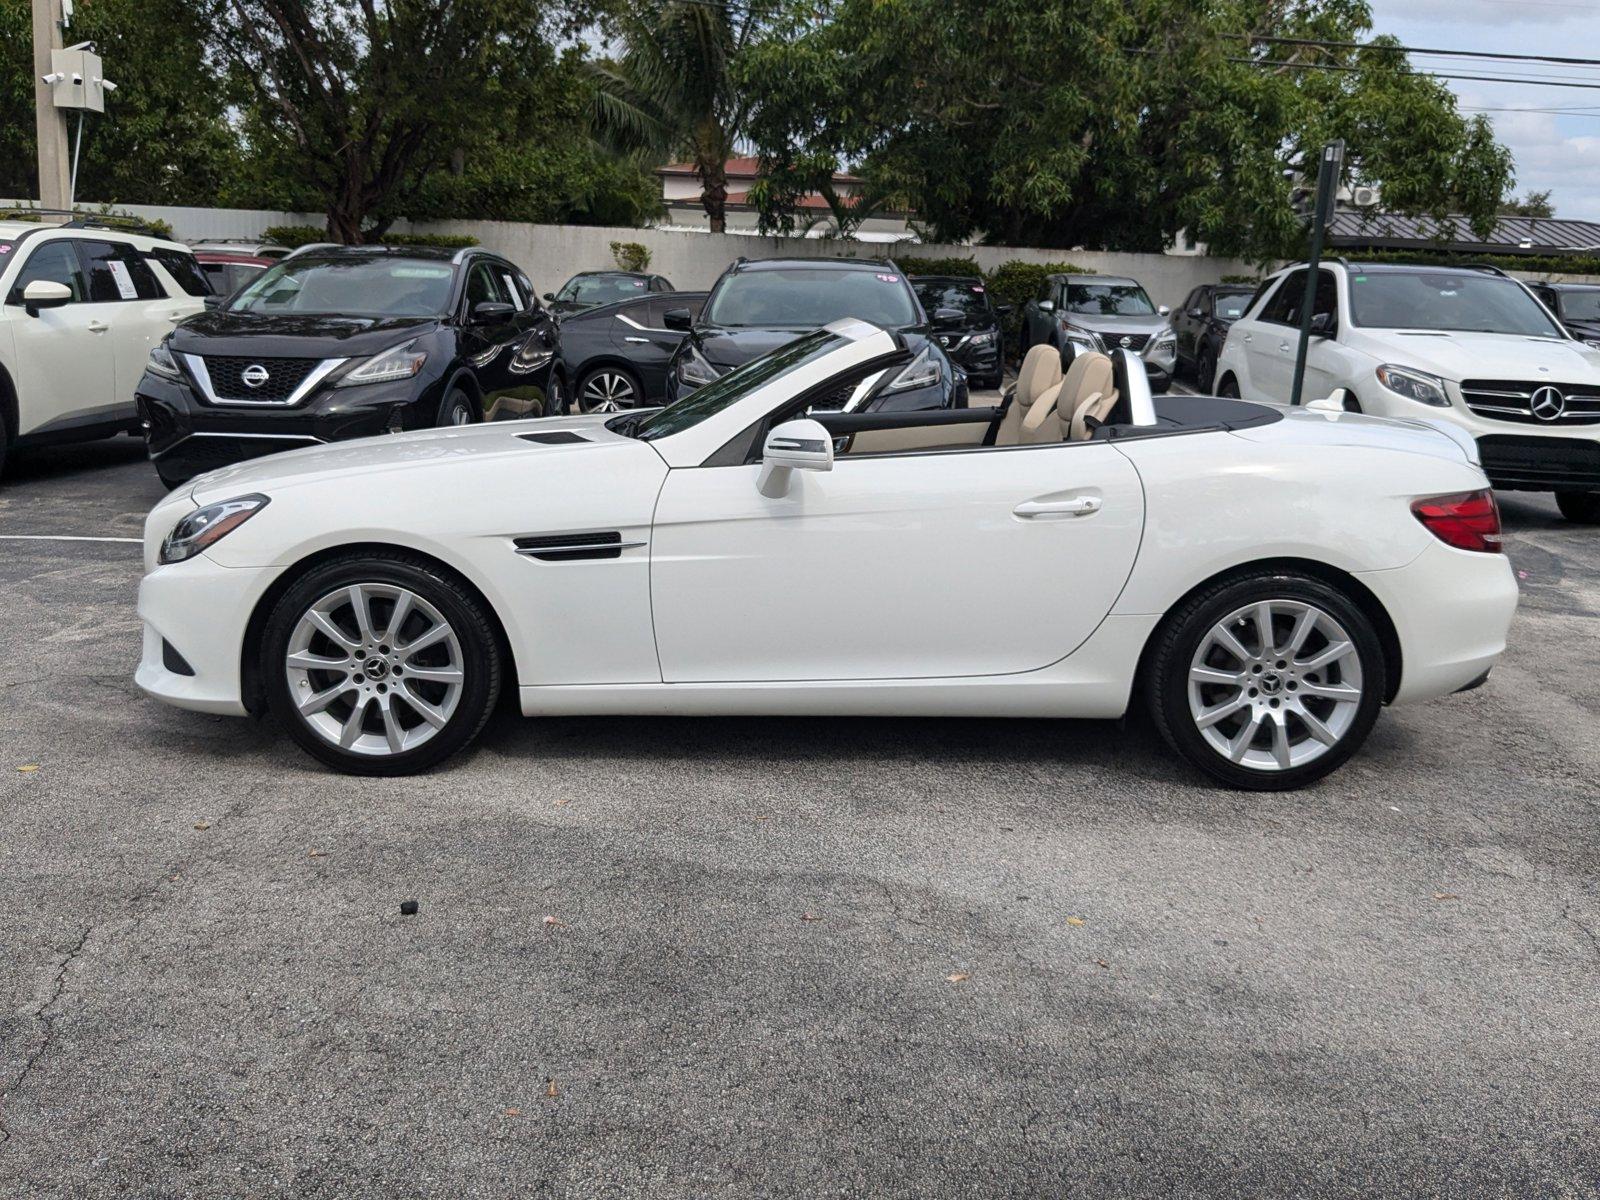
(438, 387), (477, 427)
(577, 366), (641, 413)
(261, 554), (502, 775)
(1146, 572), (1385, 790)
(1556, 490), (1600, 524)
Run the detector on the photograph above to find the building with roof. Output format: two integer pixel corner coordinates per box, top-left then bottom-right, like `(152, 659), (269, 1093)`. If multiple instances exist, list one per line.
(654, 157), (917, 243)
(1323, 210), (1600, 258)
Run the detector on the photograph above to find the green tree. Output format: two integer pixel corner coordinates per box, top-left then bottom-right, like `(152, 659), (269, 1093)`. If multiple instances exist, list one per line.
(1501, 190), (1555, 218)
(590, 0), (762, 233)
(741, 0), (1515, 257)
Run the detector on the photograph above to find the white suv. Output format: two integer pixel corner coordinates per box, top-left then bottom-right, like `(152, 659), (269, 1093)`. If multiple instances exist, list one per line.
(0, 217), (210, 478)
(1214, 261), (1600, 523)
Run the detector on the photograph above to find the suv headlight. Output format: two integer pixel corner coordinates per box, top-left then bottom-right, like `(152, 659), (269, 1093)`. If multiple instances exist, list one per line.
(1375, 364), (1450, 407)
(1144, 328), (1177, 369)
(677, 343), (720, 387)
(968, 331), (995, 348)
(1062, 324), (1101, 352)
(147, 341), (182, 381)
(336, 339), (427, 387)
(159, 494), (270, 564)
(886, 345), (943, 392)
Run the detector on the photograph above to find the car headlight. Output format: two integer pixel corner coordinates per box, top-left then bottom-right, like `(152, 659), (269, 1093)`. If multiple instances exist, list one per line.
(147, 341), (182, 381)
(886, 345), (943, 392)
(969, 331), (995, 348)
(677, 344), (721, 387)
(336, 339), (428, 387)
(158, 494), (270, 565)
(1062, 324), (1101, 352)
(1144, 329), (1177, 367)
(1375, 364), (1450, 407)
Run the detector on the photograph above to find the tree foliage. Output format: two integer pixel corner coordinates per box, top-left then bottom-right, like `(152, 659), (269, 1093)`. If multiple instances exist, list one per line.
(741, 0), (1516, 257)
(1501, 190), (1555, 218)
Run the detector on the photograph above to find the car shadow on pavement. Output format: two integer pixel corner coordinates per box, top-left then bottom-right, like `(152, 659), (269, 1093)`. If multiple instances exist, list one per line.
(2, 434), (149, 484)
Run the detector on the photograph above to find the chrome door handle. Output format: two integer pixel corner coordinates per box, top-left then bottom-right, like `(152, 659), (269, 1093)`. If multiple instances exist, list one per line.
(1014, 496), (1102, 520)
(86, 320), (109, 333)
(1279, 342), (1292, 352)
(623, 336), (649, 344)
(1242, 333), (1252, 344)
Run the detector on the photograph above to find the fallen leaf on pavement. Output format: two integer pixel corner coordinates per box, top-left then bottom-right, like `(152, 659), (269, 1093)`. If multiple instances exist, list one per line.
(308, 849), (326, 858)
(800, 912), (822, 922)
(546, 1079), (560, 1098)
(16, 764), (39, 773)
(947, 972), (969, 983)
(1432, 892), (1459, 901)
(1095, 960), (1110, 969)
(1066, 916), (1085, 927)
(552, 798), (570, 807)
(504, 1107), (521, 1117)
(193, 821), (211, 831)
(543, 915), (563, 928)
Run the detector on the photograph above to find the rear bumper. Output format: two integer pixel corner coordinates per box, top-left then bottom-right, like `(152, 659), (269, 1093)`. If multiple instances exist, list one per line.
(1355, 540), (1519, 705)
(135, 552), (269, 716)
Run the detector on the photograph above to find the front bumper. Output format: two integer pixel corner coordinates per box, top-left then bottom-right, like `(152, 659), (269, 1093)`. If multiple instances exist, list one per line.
(135, 370), (433, 483)
(1476, 434), (1600, 492)
(135, 551), (273, 716)
(938, 337), (1003, 382)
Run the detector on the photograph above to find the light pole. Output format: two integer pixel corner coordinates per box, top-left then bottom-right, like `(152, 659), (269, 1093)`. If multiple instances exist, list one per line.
(1288, 138), (1344, 408)
(37, 41), (113, 211)
(31, 0), (70, 210)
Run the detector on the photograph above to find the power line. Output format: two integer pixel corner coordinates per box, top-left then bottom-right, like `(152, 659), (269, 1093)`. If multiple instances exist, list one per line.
(1172, 53), (1600, 92)
(1246, 34), (1600, 70)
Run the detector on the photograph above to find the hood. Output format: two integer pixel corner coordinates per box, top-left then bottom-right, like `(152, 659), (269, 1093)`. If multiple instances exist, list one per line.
(932, 311), (1000, 336)
(1233, 405), (1477, 467)
(170, 310), (443, 358)
(693, 326), (812, 369)
(1063, 311), (1169, 336)
(187, 413), (648, 505)
(1354, 330), (1600, 381)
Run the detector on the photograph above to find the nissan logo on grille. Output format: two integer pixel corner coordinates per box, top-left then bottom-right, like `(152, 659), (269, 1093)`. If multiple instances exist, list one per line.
(241, 364), (270, 389)
(1118, 335), (1132, 348)
(1530, 385), (1566, 422)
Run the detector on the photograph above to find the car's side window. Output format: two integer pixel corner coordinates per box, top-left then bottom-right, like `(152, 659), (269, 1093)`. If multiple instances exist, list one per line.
(145, 247), (213, 297)
(1181, 287), (1201, 314)
(6, 240), (87, 305)
(78, 239), (162, 302)
(1258, 272), (1306, 325)
(464, 262), (507, 311)
(495, 264), (525, 310)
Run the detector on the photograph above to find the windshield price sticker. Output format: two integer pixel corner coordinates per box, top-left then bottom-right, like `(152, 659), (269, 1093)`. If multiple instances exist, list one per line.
(107, 258), (139, 299)
(876, 273), (900, 283)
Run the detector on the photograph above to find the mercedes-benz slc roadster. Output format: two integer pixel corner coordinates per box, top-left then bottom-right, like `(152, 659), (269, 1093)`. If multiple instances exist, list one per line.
(136, 322), (1517, 790)
(136, 245), (563, 487)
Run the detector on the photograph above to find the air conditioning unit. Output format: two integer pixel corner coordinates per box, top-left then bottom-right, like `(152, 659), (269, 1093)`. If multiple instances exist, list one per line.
(1350, 186), (1380, 209)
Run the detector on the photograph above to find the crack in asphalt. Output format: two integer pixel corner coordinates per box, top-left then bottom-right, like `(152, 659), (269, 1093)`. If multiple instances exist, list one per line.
(0, 924), (93, 1147)
(1562, 905), (1600, 963)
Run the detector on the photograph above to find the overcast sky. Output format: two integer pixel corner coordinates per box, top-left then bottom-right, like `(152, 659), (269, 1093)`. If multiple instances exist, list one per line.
(1369, 0), (1600, 221)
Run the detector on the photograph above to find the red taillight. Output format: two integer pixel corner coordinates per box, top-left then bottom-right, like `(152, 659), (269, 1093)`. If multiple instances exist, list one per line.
(1411, 489), (1502, 553)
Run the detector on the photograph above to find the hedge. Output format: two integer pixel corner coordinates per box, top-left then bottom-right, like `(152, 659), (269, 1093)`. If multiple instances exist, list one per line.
(260, 225), (479, 250)
(610, 240), (651, 272)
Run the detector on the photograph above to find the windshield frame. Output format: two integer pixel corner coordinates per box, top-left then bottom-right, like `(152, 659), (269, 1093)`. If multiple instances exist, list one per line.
(1345, 269), (1568, 338)
(225, 253), (459, 319)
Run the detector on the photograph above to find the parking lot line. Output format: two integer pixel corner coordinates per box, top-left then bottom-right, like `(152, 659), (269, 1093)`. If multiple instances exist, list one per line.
(0, 534), (142, 544)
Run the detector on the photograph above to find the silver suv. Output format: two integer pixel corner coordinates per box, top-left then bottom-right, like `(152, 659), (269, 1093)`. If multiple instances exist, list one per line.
(1020, 273), (1176, 392)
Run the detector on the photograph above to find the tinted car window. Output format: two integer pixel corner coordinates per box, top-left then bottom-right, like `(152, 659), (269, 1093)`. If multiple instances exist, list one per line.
(637, 330), (846, 440)
(557, 274), (650, 305)
(465, 261), (509, 309)
(1214, 291), (1252, 320)
(8, 240), (87, 303)
(1065, 282), (1156, 316)
(1260, 271), (1335, 326)
(1347, 271), (1559, 336)
(1554, 289), (1600, 322)
(913, 280), (992, 316)
(230, 255), (456, 317)
(201, 262), (266, 296)
(147, 247), (214, 296)
(80, 239), (162, 301)
(706, 268), (918, 329)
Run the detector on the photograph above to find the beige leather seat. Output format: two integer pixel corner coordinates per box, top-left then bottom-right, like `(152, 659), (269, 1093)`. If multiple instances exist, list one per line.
(996, 344), (1063, 446)
(1059, 352), (1117, 441)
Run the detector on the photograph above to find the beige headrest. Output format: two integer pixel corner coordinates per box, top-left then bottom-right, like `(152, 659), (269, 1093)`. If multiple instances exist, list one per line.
(1015, 344), (1063, 410)
(1063, 351), (1114, 412)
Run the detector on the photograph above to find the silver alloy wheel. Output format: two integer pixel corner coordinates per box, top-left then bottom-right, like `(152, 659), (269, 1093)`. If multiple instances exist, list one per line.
(450, 401), (473, 426)
(285, 583), (465, 757)
(581, 371), (636, 413)
(1187, 599), (1363, 772)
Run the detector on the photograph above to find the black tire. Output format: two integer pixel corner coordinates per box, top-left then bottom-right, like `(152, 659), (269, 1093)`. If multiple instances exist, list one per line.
(576, 365), (642, 413)
(1145, 571), (1386, 791)
(437, 386), (478, 428)
(546, 371), (567, 416)
(155, 463), (190, 490)
(1216, 374), (1240, 399)
(1342, 391), (1364, 414)
(1556, 490), (1600, 524)
(1196, 347), (1216, 394)
(0, 406), (9, 481)
(261, 553), (502, 776)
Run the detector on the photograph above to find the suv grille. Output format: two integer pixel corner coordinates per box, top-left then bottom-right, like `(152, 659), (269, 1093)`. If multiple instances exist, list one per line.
(1460, 379), (1600, 426)
(201, 356), (322, 404)
(1100, 332), (1149, 353)
(1477, 435), (1600, 490)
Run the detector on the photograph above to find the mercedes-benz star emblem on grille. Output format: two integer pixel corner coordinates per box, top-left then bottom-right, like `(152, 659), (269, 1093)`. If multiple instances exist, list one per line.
(1118, 335), (1132, 348)
(241, 364), (270, 389)
(1530, 385), (1566, 422)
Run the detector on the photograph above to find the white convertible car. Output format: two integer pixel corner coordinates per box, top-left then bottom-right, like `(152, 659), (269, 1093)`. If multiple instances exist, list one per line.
(137, 321), (1518, 789)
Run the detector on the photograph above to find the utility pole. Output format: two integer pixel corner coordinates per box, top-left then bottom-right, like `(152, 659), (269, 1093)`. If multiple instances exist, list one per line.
(32, 0), (71, 210)
(1288, 138), (1344, 408)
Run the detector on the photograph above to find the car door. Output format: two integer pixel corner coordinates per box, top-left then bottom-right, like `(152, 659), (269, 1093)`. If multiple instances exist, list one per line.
(3, 237), (118, 438)
(650, 441), (1145, 683)
(461, 259), (554, 420)
(1173, 287), (1203, 361)
(613, 296), (694, 399)
(1242, 270), (1304, 402)
(74, 239), (192, 408)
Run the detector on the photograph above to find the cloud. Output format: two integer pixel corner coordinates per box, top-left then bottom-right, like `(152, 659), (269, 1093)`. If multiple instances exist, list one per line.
(1372, 0), (1594, 25)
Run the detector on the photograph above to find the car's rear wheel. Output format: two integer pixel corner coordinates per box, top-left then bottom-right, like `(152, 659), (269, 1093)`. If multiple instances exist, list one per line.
(1216, 374), (1240, 399)
(1146, 572), (1385, 790)
(0, 407), (10, 481)
(1196, 346), (1216, 393)
(262, 555), (502, 776)
(155, 462), (190, 490)
(438, 387), (477, 427)
(577, 366), (641, 413)
(1556, 490), (1600, 524)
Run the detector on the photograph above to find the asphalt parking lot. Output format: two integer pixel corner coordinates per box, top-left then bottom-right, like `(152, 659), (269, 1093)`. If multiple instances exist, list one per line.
(1, 418), (1597, 1198)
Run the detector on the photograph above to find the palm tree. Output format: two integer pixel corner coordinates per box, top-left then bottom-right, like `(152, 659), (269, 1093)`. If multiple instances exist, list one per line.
(591, 0), (760, 234)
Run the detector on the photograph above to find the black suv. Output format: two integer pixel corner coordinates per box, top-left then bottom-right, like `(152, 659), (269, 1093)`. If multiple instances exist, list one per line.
(1170, 282), (1258, 388)
(910, 275), (1008, 390)
(137, 245), (563, 487)
(544, 270), (675, 315)
(1529, 282), (1600, 349)
(663, 257), (968, 410)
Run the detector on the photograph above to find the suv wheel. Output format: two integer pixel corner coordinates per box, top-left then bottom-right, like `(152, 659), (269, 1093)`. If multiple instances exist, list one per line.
(0, 407), (9, 481)
(262, 555), (502, 775)
(578, 367), (640, 413)
(1196, 346), (1216, 393)
(1146, 572), (1385, 791)
(438, 388), (477, 427)
(1556, 490), (1600, 524)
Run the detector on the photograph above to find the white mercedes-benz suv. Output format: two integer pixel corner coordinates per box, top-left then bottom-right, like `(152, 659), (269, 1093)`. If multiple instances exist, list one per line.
(1214, 261), (1600, 523)
(0, 216), (210, 479)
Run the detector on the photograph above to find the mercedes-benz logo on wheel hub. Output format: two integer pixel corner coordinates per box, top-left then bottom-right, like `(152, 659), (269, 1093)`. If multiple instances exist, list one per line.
(1259, 673), (1284, 696)
(241, 364), (271, 389)
(363, 658), (390, 681)
(1530, 385), (1566, 422)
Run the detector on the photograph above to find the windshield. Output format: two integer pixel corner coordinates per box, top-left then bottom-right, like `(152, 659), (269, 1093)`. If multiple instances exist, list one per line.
(706, 268), (918, 329)
(1555, 289), (1600, 322)
(1215, 291), (1252, 320)
(229, 255), (454, 317)
(1066, 282), (1156, 316)
(1348, 271), (1564, 336)
(636, 330), (845, 441)
(913, 280), (991, 317)
(556, 274), (650, 306)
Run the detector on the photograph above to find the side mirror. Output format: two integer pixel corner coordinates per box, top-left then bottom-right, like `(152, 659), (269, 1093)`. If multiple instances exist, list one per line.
(472, 300), (516, 324)
(662, 308), (693, 332)
(203, 294), (225, 310)
(1309, 311), (1335, 337)
(542, 291), (555, 302)
(1158, 304), (1171, 317)
(22, 279), (72, 317)
(1037, 299), (1055, 313)
(1186, 306), (1203, 319)
(995, 304), (1013, 316)
(757, 417), (833, 498)
(931, 306), (965, 330)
